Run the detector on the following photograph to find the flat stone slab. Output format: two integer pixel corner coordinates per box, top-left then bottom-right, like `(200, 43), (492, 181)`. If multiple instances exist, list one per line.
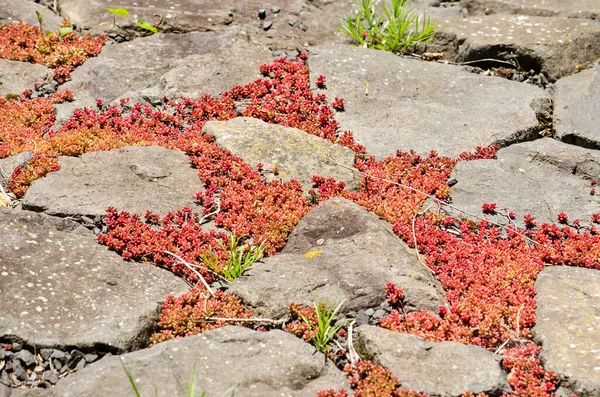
(554, 66), (600, 150)
(22, 146), (204, 218)
(55, 31), (272, 122)
(0, 0), (63, 31)
(0, 59), (51, 97)
(308, 44), (549, 157)
(27, 326), (350, 397)
(532, 266), (600, 397)
(204, 117), (360, 191)
(434, 10), (600, 81)
(448, 138), (600, 226)
(355, 325), (512, 396)
(229, 198), (446, 319)
(58, 0), (346, 50)
(0, 208), (189, 351)
(461, 0), (600, 19)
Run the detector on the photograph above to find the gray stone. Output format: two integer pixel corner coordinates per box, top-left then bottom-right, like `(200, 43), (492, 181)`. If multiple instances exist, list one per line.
(43, 371), (58, 385)
(204, 117), (360, 192)
(355, 325), (512, 396)
(22, 146), (204, 218)
(28, 327), (350, 397)
(12, 360), (27, 382)
(0, 59), (52, 97)
(0, 152), (33, 191)
(49, 351), (64, 361)
(554, 67), (600, 150)
(83, 354), (98, 363)
(55, 32), (272, 123)
(308, 44), (549, 157)
(448, 138), (600, 226)
(263, 21), (273, 31)
(58, 0), (345, 50)
(39, 349), (53, 361)
(532, 266), (600, 397)
(0, 208), (189, 352)
(431, 8), (600, 81)
(229, 198), (446, 319)
(15, 350), (35, 368)
(461, 0), (600, 19)
(0, 0), (63, 31)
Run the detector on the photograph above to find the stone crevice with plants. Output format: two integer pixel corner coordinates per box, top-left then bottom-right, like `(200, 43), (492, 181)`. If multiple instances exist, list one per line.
(0, 1), (599, 396)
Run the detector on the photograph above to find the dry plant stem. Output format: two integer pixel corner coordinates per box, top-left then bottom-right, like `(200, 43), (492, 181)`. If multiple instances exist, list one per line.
(203, 317), (284, 325)
(187, 261), (230, 283)
(494, 303), (526, 354)
(199, 197), (221, 225)
(0, 183), (12, 205)
(347, 322), (360, 365)
(164, 250), (215, 297)
(331, 159), (554, 251)
(412, 205), (436, 276)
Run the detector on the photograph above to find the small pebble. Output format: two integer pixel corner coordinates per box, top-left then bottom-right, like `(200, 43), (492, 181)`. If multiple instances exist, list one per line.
(372, 309), (387, 322)
(263, 21), (273, 31)
(43, 370), (59, 385)
(84, 353), (98, 363)
(258, 9), (267, 20)
(288, 18), (298, 26)
(15, 350), (36, 367)
(40, 349), (53, 361)
(13, 361), (28, 382)
(271, 6), (280, 13)
(50, 350), (65, 360)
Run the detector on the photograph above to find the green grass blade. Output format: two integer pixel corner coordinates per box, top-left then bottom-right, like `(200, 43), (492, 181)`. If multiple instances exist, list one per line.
(121, 362), (141, 397)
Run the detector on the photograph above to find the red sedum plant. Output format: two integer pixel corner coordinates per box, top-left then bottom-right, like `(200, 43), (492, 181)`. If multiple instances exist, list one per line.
(149, 288), (253, 345)
(2, 39), (598, 396)
(0, 21), (106, 83)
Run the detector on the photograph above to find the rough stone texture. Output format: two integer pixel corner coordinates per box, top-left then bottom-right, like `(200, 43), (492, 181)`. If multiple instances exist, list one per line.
(58, 0), (348, 50)
(0, 152), (33, 190)
(229, 198), (446, 319)
(204, 117), (360, 191)
(0, 208), (189, 351)
(55, 32), (272, 122)
(0, 0), (63, 31)
(22, 146), (203, 218)
(554, 67), (600, 150)
(355, 325), (512, 397)
(448, 138), (600, 226)
(461, 0), (600, 19)
(430, 8), (600, 81)
(0, 59), (51, 97)
(532, 266), (600, 397)
(27, 327), (350, 397)
(308, 44), (549, 157)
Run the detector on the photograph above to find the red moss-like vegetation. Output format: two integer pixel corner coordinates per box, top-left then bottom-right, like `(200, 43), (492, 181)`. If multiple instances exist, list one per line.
(149, 288), (253, 346)
(0, 21), (105, 83)
(2, 24), (598, 395)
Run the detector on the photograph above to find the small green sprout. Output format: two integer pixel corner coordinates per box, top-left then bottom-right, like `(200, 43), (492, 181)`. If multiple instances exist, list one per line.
(202, 234), (265, 282)
(337, 0), (437, 54)
(294, 299), (353, 353)
(122, 362), (236, 397)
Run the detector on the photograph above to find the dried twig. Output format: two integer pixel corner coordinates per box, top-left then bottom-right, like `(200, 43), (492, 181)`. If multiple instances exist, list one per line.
(330, 159), (554, 251)
(346, 322), (360, 365)
(203, 317), (284, 325)
(164, 251), (215, 297)
(411, 205), (436, 276)
(199, 196), (221, 225)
